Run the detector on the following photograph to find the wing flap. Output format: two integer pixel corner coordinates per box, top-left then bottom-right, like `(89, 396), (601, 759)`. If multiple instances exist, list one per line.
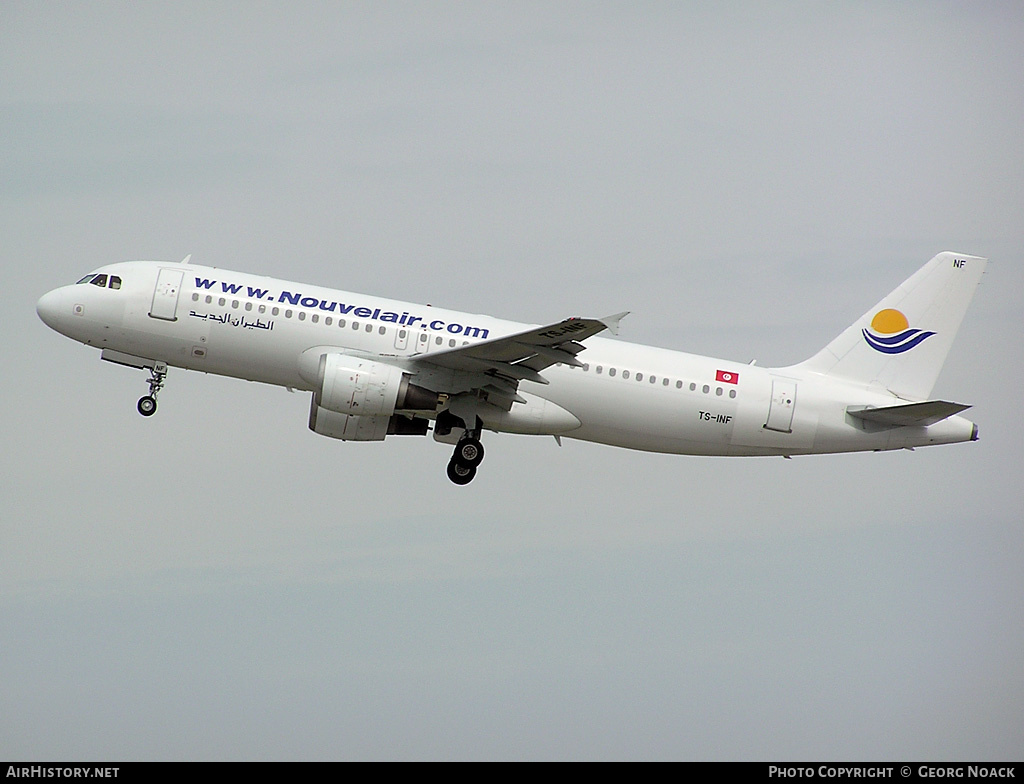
(847, 400), (971, 427)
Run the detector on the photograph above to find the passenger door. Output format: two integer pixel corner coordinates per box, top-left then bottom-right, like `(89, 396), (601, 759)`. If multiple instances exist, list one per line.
(149, 268), (184, 321)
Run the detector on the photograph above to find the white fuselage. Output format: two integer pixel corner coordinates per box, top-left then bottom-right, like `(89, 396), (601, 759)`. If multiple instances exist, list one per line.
(36, 260), (978, 459)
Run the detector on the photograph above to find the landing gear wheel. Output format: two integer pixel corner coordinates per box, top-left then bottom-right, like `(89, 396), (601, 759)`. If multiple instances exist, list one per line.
(454, 437), (484, 468)
(138, 363), (167, 417)
(446, 459), (477, 485)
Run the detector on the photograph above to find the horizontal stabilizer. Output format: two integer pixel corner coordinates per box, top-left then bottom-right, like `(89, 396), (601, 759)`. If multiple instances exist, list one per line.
(847, 400), (970, 427)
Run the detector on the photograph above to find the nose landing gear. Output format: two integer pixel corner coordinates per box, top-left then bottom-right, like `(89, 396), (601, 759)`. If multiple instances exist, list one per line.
(137, 363), (167, 417)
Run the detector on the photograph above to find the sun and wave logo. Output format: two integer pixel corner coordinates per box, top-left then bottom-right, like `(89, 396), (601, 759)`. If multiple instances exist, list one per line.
(862, 309), (935, 354)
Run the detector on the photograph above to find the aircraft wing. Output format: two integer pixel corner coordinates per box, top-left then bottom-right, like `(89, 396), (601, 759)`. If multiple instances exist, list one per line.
(411, 313), (628, 405)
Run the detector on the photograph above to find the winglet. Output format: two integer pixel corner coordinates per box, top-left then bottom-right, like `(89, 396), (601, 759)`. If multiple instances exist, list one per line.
(599, 311), (629, 336)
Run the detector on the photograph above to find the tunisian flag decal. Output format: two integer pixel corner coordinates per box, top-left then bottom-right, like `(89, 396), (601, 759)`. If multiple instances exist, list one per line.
(715, 369), (739, 384)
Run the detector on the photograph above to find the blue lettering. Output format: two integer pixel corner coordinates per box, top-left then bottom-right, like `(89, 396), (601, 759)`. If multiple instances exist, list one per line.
(243, 286), (488, 339)
(221, 282), (243, 294)
(194, 278), (216, 289)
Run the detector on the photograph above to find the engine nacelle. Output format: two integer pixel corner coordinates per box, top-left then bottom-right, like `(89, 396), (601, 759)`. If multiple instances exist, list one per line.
(309, 401), (430, 442)
(314, 353), (439, 417)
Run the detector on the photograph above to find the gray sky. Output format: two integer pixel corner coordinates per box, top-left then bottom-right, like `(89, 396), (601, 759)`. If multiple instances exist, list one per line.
(3, 2), (1022, 760)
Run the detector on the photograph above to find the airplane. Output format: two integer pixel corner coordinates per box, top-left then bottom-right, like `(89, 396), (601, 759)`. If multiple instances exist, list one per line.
(36, 251), (985, 485)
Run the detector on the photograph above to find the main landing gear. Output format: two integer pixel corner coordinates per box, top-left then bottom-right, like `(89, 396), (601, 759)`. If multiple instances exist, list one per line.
(137, 363), (167, 417)
(446, 432), (485, 486)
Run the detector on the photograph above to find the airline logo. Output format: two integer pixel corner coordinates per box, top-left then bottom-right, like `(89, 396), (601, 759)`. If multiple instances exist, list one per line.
(862, 309), (935, 354)
(716, 370), (739, 384)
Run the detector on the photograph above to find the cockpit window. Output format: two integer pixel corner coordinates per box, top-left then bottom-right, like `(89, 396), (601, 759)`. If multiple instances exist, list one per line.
(75, 273), (122, 289)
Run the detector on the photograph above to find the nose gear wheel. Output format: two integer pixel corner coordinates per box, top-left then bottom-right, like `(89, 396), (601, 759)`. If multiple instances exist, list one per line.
(137, 363), (167, 417)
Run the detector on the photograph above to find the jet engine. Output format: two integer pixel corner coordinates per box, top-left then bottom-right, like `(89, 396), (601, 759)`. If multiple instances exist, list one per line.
(315, 353), (439, 417)
(309, 402), (430, 442)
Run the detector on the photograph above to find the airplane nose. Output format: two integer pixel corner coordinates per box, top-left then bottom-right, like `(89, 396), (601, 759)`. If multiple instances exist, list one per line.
(36, 288), (65, 330)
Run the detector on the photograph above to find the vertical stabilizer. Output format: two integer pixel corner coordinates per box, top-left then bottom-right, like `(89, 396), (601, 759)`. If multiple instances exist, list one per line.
(794, 252), (986, 399)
